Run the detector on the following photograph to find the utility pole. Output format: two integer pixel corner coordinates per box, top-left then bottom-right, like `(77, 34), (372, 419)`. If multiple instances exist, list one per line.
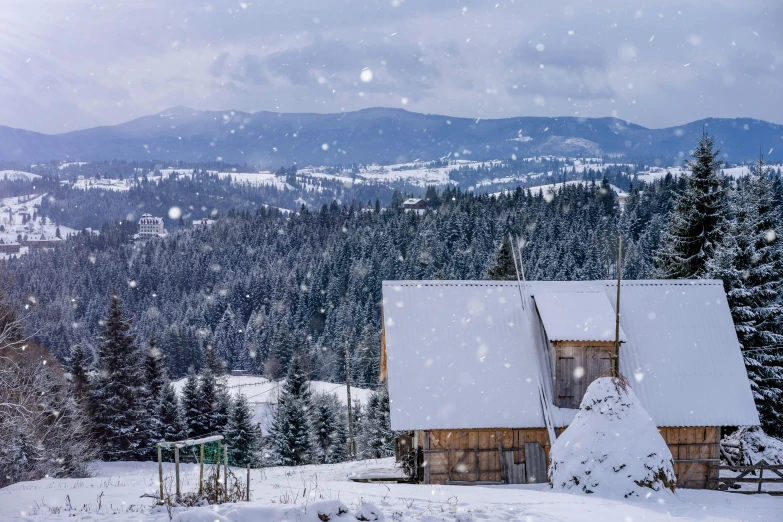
(345, 342), (356, 459)
(614, 235), (623, 375)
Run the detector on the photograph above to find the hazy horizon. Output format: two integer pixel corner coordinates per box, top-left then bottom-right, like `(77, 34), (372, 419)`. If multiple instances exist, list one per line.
(3, 104), (781, 137)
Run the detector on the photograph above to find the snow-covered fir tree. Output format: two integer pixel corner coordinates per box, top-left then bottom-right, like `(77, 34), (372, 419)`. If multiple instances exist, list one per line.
(311, 392), (348, 464)
(266, 352), (314, 465)
(225, 393), (261, 466)
(89, 293), (148, 460)
(181, 368), (202, 438)
(213, 305), (243, 370)
(708, 155), (783, 436)
(487, 237), (517, 280)
(358, 386), (395, 459)
(68, 343), (91, 404)
(656, 132), (727, 278)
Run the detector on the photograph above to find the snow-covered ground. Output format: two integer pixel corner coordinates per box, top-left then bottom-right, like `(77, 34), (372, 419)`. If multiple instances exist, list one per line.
(72, 178), (132, 191)
(0, 194), (78, 259)
(490, 180), (628, 200)
(1, 459), (781, 521)
(0, 170), (42, 181)
(171, 376), (373, 434)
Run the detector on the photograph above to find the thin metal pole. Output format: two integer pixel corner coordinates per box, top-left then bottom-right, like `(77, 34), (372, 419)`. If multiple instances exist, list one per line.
(509, 234), (525, 310)
(174, 446), (180, 500)
(199, 444), (204, 497)
(614, 236), (623, 375)
(157, 444), (164, 504)
(345, 342), (356, 459)
(246, 463), (251, 501)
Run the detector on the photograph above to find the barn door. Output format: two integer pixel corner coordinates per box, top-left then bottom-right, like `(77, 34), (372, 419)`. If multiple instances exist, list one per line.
(524, 443), (547, 484)
(556, 356), (577, 408)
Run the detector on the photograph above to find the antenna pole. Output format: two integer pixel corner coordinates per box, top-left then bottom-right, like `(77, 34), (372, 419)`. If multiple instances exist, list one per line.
(510, 234), (525, 309)
(614, 235), (623, 375)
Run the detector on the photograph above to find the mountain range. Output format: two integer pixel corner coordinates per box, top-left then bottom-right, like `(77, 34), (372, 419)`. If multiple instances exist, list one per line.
(0, 107), (780, 166)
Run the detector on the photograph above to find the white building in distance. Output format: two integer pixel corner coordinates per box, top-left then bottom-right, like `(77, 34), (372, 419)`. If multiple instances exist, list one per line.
(138, 213), (165, 239)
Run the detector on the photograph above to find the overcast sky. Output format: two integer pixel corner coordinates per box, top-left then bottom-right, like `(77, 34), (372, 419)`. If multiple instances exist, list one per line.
(0, 0), (780, 134)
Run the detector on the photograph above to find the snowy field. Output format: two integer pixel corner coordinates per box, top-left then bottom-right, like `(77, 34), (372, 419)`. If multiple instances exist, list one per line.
(0, 194), (78, 259)
(1, 459), (781, 521)
(0, 170), (42, 181)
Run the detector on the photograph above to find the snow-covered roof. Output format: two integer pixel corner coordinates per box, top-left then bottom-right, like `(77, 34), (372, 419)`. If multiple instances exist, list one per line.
(382, 280), (759, 431)
(534, 292), (627, 342)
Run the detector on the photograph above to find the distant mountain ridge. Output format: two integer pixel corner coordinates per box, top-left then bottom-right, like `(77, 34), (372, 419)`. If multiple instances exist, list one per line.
(0, 107), (779, 165)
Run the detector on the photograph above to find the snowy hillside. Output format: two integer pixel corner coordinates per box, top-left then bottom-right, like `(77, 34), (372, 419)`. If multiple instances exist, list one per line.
(172, 375), (373, 434)
(0, 170), (41, 181)
(0, 194), (78, 259)
(1, 459), (781, 521)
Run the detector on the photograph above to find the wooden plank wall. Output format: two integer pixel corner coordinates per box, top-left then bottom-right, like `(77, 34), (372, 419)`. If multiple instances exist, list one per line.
(659, 427), (719, 489)
(422, 428), (550, 485)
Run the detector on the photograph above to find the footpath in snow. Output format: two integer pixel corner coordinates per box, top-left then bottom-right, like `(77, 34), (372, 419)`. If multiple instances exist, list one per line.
(1, 459), (782, 522)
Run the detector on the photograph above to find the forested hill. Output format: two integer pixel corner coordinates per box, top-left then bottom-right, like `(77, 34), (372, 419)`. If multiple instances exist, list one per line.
(1, 180), (678, 383)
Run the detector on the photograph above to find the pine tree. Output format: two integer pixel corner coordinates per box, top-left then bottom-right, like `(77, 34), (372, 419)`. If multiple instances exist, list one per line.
(655, 132), (727, 278)
(159, 384), (187, 442)
(90, 293), (147, 460)
(487, 237), (517, 280)
(213, 305), (242, 370)
(68, 343), (91, 404)
(311, 392), (347, 464)
(266, 352), (313, 465)
(141, 339), (167, 454)
(181, 368), (202, 438)
(359, 386), (395, 459)
(193, 368), (225, 437)
(708, 155), (783, 436)
(225, 394), (260, 466)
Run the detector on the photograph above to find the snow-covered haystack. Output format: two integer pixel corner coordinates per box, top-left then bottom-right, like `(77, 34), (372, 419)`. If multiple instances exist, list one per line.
(722, 426), (783, 466)
(548, 376), (676, 498)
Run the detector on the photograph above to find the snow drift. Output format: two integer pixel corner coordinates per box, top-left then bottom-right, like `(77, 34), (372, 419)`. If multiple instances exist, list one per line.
(173, 500), (384, 522)
(548, 376), (676, 498)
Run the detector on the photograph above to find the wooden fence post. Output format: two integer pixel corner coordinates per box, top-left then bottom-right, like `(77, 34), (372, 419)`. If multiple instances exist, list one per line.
(199, 444), (205, 497)
(157, 444), (164, 504)
(174, 446), (180, 500)
(224, 444), (228, 499)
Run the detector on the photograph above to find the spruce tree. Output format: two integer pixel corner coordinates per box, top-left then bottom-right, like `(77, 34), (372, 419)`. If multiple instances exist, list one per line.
(708, 156), (783, 435)
(68, 343), (91, 405)
(266, 352), (313, 465)
(359, 386), (395, 459)
(225, 394), (260, 466)
(655, 132), (727, 278)
(311, 392), (347, 464)
(159, 384), (187, 442)
(181, 368), (201, 437)
(90, 293), (147, 460)
(141, 341), (167, 454)
(487, 237), (517, 280)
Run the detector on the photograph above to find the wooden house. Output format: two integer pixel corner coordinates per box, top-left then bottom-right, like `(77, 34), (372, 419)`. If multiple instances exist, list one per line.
(380, 280), (759, 489)
(402, 198), (428, 213)
(0, 238), (20, 254)
(26, 233), (61, 250)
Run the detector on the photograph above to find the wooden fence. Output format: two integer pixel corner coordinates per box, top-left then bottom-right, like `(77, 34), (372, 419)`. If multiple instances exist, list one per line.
(708, 459), (783, 495)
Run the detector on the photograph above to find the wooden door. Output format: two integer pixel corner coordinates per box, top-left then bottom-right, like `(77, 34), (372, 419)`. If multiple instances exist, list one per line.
(556, 355), (577, 408)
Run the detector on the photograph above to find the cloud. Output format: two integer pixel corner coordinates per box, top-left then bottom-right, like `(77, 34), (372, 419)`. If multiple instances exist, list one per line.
(0, 0), (780, 132)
